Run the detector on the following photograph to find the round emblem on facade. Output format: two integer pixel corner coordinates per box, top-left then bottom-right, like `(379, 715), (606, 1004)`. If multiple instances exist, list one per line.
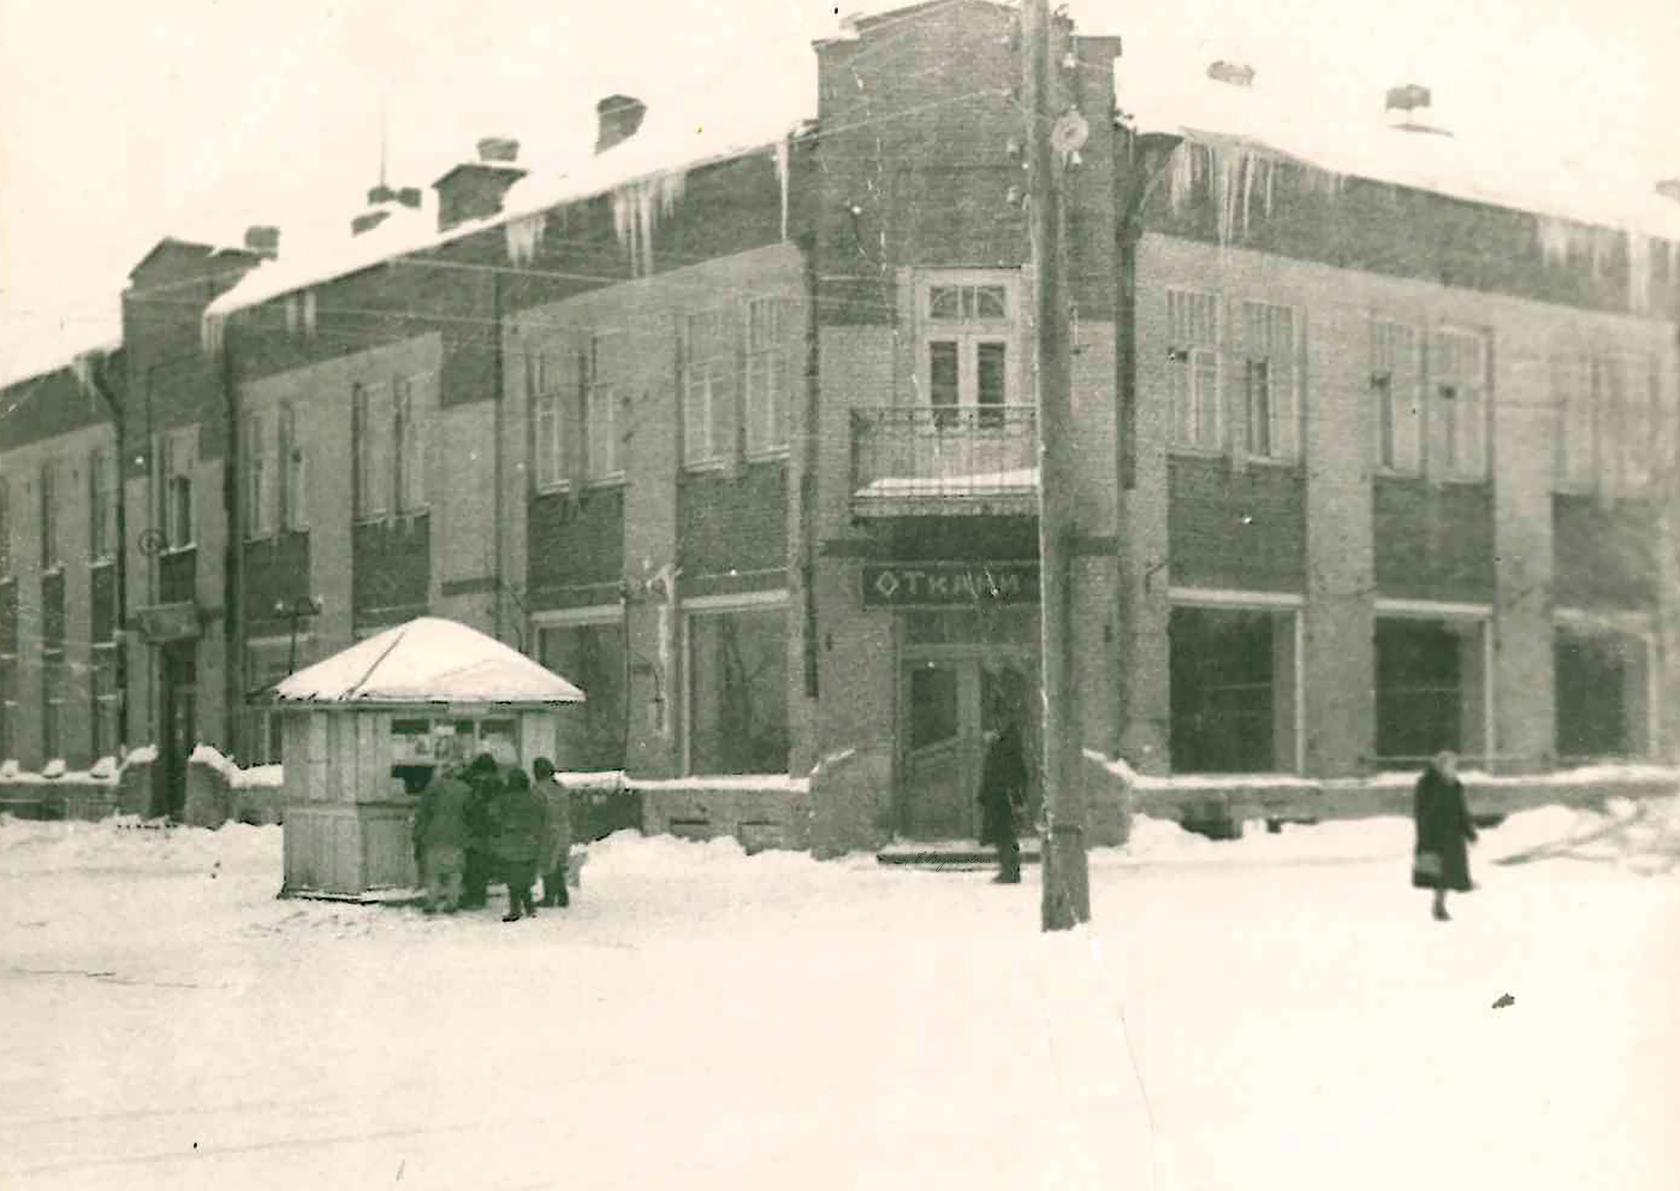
(138, 528), (167, 556)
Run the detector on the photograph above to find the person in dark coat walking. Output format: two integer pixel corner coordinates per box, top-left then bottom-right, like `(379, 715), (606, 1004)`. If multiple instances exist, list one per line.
(978, 717), (1028, 884)
(533, 757), (573, 908)
(495, 768), (550, 922)
(414, 765), (472, 913)
(1412, 749), (1478, 921)
(459, 752), (501, 910)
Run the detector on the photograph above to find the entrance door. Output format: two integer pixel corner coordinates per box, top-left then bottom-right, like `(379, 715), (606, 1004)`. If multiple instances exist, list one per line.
(899, 654), (1038, 840)
(158, 643), (197, 819)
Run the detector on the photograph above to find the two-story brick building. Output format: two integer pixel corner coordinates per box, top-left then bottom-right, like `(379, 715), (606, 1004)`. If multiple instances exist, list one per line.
(4, 0), (1677, 849)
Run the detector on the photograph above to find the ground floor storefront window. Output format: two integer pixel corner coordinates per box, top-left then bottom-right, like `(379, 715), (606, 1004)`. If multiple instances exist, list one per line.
(539, 620), (626, 771)
(687, 605), (788, 775)
(1374, 614), (1490, 766)
(1169, 603), (1299, 774)
(1554, 624), (1651, 761)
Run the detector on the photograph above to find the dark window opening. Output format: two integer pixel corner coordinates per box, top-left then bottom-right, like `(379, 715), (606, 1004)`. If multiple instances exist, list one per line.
(1375, 618), (1485, 763)
(1555, 630), (1648, 761)
(1169, 606), (1294, 774)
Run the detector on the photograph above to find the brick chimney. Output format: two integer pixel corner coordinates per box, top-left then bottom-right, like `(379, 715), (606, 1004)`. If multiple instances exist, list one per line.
(1207, 61), (1255, 88)
(352, 185), (424, 236)
(432, 138), (527, 232)
(595, 95), (648, 154)
(243, 225), (280, 259)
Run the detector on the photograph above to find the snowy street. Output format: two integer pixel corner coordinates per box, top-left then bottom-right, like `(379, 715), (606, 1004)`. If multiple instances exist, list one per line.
(2, 803), (1677, 1190)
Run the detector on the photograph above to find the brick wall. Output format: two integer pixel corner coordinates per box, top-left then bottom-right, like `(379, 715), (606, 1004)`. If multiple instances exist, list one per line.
(528, 487), (625, 607)
(1168, 457), (1306, 591)
(244, 532), (312, 638)
(1371, 479), (1496, 601)
(1552, 496), (1658, 610)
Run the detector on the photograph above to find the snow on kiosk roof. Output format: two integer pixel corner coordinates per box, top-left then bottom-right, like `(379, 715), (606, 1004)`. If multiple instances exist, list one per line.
(272, 617), (584, 707)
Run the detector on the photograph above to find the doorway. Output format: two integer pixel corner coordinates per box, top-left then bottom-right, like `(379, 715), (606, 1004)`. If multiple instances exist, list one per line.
(898, 651), (1038, 840)
(158, 642), (197, 819)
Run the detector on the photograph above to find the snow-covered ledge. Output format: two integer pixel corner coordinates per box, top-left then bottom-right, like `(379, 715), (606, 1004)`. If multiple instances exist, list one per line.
(1085, 751), (1680, 834)
(0, 747), (158, 820)
(556, 770), (812, 853)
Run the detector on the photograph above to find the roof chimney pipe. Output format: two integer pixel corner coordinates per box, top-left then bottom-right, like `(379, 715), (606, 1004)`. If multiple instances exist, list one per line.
(1385, 83), (1450, 135)
(243, 225), (280, 259)
(1657, 178), (1680, 204)
(1207, 61), (1255, 88)
(595, 95), (648, 154)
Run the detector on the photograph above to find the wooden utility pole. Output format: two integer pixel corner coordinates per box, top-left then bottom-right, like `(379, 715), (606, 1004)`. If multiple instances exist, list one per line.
(1024, 0), (1090, 929)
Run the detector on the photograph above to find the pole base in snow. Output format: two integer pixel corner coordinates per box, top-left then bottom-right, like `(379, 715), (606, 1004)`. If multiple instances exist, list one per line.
(1040, 824), (1090, 931)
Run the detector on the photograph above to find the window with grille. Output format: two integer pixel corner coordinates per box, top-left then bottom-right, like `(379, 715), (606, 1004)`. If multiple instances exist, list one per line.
(280, 402), (309, 531)
(687, 607), (789, 775)
(1242, 301), (1299, 460)
(394, 376), (427, 513)
(585, 333), (623, 481)
(529, 352), (568, 491)
(87, 447), (116, 559)
(243, 408), (277, 539)
(1372, 321), (1422, 474)
(1167, 289), (1221, 450)
(1429, 328), (1489, 479)
(744, 298), (791, 456)
(684, 311), (731, 467)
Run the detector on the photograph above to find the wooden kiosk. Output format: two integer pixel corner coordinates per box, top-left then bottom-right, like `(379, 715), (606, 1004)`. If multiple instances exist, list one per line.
(268, 617), (585, 899)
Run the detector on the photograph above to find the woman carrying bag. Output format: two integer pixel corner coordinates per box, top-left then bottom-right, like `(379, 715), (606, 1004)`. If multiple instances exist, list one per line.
(1412, 750), (1478, 921)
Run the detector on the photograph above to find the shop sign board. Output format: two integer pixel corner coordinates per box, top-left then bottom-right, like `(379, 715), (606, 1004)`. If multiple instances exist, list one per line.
(861, 563), (1040, 607)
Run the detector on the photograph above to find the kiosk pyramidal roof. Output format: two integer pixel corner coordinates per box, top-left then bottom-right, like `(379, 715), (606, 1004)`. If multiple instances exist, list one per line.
(272, 617), (586, 706)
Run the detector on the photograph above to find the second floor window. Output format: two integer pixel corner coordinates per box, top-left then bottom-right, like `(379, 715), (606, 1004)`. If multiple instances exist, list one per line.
(243, 408), (278, 539)
(923, 281), (1013, 420)
(744, 297), (792, 457)
(585, 333), (623, 481)
(0, 479), (10, 577)
(1553, 352), (1596, 489)
(1242, 301), (1299, 461)
(530, 352), (569, 491)
(87, 447), (116, 559)
(280, 403), (308, 531)
(1555, 349), (1663, 495)
(393, 377), (426, 513)
(40, 459), (63, 570)
(1167, 289), (1221, 450)
(1371, 320), (1422, 474)
(1429, 328), (1490, 479)
(160, 429), (197, 549)
(683, 311), (731, 467)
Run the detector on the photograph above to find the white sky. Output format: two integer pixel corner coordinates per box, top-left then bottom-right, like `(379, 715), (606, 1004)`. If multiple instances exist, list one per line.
(1, 0), (1675, 384)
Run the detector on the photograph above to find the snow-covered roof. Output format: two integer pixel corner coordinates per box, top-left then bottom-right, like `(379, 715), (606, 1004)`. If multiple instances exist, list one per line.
(204, 97), (809, 324)
(271, 617), (585, 707)
(1120, 68), (1680, 243)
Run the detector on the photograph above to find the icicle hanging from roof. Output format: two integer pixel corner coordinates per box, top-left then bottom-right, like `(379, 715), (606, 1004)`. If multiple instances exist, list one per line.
(1166, 136), (1318, 248)
(1626, 231), (1652, 315)
(69, 350), (99, 397)
(610, 171), (689, 278)
(774, 138), (791, 242)
(506, 212), (546, 267)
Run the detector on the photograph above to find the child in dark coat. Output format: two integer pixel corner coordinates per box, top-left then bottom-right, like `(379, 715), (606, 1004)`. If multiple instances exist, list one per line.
(1412, 750), (1478, 921)
(495, 768), (549, 922)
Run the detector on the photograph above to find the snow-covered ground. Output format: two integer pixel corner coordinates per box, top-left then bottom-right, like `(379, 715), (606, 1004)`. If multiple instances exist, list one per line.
(2, 800), (1677, 1190)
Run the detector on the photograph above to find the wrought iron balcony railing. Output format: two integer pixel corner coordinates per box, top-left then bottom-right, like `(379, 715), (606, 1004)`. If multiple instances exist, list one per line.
(851, 404), (1038, 513)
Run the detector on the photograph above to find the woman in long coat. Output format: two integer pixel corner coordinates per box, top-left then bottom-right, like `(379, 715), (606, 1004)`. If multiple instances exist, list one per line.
(978, 719), (1027, 884)
(1412, 750), (1478, 921)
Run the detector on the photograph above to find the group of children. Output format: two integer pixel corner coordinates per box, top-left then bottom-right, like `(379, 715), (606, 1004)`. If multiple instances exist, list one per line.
(412, 753), (576, 921)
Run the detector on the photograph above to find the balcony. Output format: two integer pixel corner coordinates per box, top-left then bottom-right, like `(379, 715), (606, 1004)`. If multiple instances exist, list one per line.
(851, 405), (1039, 517)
